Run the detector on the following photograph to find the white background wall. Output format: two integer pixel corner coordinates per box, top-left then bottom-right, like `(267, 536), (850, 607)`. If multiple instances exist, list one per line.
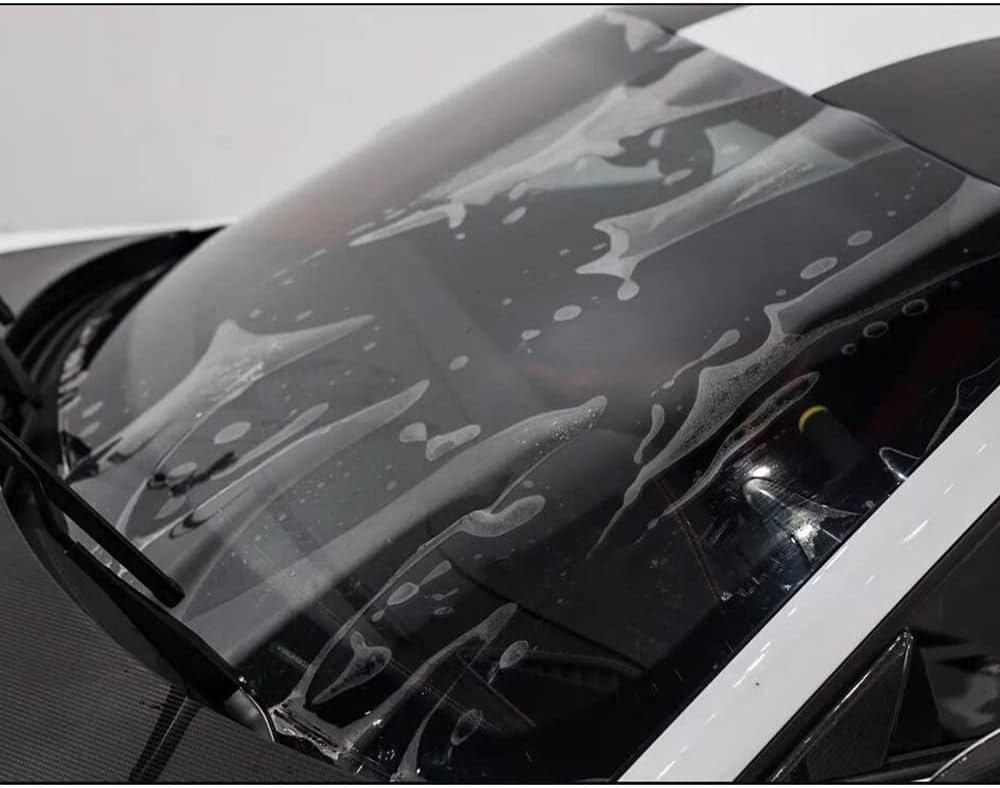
(0, 5), (598, 237)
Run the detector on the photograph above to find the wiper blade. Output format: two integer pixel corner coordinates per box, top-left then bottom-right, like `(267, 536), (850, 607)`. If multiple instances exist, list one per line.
(0, 421), (184, 607)
(64, 531), (271, 737)
(0, 294), (40, 407)
(0, 295), (273, 739)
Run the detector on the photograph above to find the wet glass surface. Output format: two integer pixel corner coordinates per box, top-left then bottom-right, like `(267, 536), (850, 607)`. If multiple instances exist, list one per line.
(55, 12), (1000, 781)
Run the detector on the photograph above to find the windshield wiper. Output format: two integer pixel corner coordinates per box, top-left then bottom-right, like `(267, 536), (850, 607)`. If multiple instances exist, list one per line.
(0, 292), (273, 738)
(0, 421), (184, 607)
(0, 293), (40, 407)
(0, 451), (272, 735)
(0, 291), (181, 605)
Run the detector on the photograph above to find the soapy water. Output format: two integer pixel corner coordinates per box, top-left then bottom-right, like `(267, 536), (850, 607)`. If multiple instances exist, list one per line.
(272, 603), (517, 766)
(280, 494), (545, 710)
(593, 177), (1000, 551)
(135, 379), (431, 604)
(575, 109), (901, 301)
(172, 395), (606, 667)
(654, 372), (819, 520)
(425, 424), (482, 462)
(67, 316), (373, 535)
(660, 328), (741, 390)
(348, 42), (779, 248)
(800, 256), (838, 280)
(310, 631), (392, 705)
(593, 373), (818, 551)
(553, 304), (582, 322)
(634, 404), (665, 465)
(265, 398), (607, 749)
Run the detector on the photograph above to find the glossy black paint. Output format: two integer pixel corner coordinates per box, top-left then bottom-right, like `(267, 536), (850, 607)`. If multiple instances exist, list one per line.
(22, 11), (1000, 784)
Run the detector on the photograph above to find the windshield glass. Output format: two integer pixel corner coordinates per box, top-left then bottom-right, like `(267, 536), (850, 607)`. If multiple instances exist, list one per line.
(56, 12), (1000, 781)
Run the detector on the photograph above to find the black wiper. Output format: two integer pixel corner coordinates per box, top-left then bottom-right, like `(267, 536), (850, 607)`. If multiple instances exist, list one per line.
(0, 292), (272, 739)
(0, 293), (40, 407)
(0, 420), (184, 607)
(0, 451), (272, 735)
(57, 518), (272, 738)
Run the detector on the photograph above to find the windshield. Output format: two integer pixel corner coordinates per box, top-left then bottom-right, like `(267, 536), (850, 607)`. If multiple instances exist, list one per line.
(55, 11), (1000, 781)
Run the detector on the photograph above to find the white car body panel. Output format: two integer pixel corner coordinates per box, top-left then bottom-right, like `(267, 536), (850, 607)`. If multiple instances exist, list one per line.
(682, 5), (1000, 95)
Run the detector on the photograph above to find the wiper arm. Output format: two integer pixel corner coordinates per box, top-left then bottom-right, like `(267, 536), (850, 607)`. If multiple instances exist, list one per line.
(0, 296), (272, 739)
(0, 421), (184, 607)
(0, 425), (272, 732)
(59, 524), (272, 738)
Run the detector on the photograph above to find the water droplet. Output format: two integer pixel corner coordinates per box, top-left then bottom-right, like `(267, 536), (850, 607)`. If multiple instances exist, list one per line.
(498, 640), (530, 670)
(902, 299), (928, 317)
(426, 424), (481, 461)
(386, 581), (419, 607)
(502, 206), (527, 225)
(167, 460), (198, 481)
(399, 422), (427, 443)
(800, 256), (838, 280)
(618, 280), (640, 301)
(508, 181), (528, 201)
(841, 342), (857, 356)
(863, 320), (889, 339)
(847, 230), (873, 247)
(449, 355), (469, 371)
(213, 421), (251, 445)
(553, 305), (582, 322)
(521, 329), (541, 341)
